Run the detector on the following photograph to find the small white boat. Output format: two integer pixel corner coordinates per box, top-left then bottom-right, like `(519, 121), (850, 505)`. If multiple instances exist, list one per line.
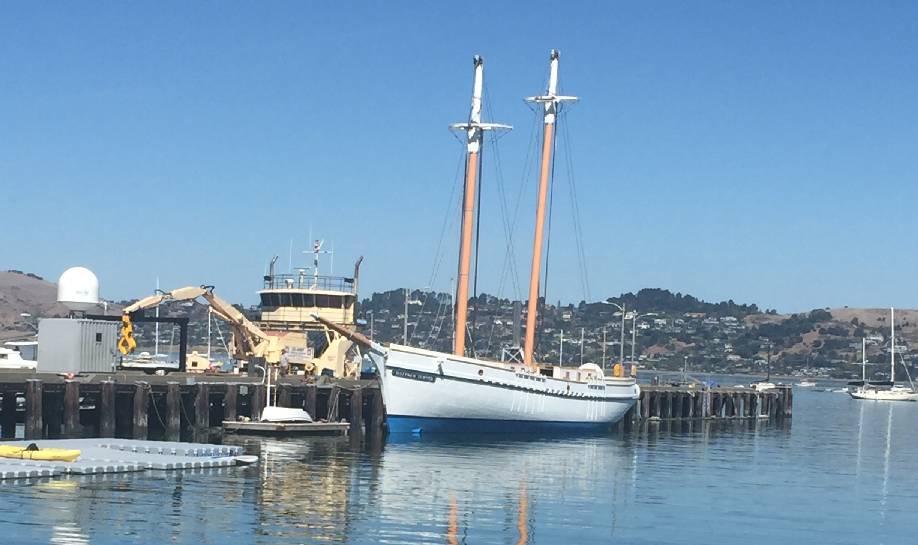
(849, 311), (918, 402)
(0, 341), (38, 370)
(751, 381), (777, 391)
(797, 380), (817, 388)
(849, 385), (918, 402)
(259, 364), (313, 423)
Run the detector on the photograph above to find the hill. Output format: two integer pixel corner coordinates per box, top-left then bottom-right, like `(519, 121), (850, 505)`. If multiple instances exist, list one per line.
(0, 270), (70, 341)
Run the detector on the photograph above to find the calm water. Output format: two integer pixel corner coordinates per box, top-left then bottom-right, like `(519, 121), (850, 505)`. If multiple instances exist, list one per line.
(3, 388), (918, 544)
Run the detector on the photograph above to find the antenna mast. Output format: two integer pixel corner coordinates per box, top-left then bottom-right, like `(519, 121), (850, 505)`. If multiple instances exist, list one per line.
(449, 55), (510, 357)
(523, 50), (578, 366)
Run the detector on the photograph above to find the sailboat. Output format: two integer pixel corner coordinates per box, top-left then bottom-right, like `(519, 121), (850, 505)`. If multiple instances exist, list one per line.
(328, 51), (640, 433)
(849, 308), (918, 401)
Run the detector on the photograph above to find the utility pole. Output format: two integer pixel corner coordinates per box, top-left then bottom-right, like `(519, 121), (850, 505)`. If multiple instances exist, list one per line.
(403, 288), (409, 345)
(602, 329), (607, 370)
(559, 330), (564, 365)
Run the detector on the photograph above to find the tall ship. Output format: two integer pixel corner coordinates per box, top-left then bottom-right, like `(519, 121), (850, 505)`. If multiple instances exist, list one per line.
(322, 51), (640, 433)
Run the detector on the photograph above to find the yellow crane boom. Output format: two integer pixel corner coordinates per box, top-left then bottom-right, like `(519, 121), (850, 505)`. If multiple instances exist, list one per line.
(119, 285), (280, 364)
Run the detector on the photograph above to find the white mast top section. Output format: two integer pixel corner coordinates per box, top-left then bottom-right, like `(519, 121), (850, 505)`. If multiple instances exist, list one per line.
(449, 55), (511, 154)
(525, 49), (579, 125)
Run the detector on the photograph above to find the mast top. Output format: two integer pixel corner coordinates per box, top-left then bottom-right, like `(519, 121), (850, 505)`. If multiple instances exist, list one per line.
(525, 49), (579, 125)
(450, 54), (511, 153)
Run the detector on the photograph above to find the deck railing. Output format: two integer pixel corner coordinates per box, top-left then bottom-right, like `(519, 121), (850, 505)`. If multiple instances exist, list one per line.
(263, 274), (356, 293)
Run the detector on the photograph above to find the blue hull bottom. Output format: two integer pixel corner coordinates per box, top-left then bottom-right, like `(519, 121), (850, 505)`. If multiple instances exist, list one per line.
(387, 415), (614, 434)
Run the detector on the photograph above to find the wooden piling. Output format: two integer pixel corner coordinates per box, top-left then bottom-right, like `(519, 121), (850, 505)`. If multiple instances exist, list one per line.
(133, 382), (149, 440)
(194, 383), (210, 443)
(278, 384), (292, 408)
(99, 380), (116, 438)
(349, 387), (363, 435)
(327, 385), (341, 421)
(366, 388), (386, 437)
(166, 382), (181, 441)
(1, 392), (17, 438)
(251, 384), (265, 421)
(44, 390), (62, 439)
(305, 384), (317, 419)
(63, 381), (80, 438)
(25, 379), (43, 440)
(224, 383), (238, 422)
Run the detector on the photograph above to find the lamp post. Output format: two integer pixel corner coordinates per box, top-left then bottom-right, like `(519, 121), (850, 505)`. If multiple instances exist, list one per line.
(604, 302), (626, 365)
(630, 312), (657, 363)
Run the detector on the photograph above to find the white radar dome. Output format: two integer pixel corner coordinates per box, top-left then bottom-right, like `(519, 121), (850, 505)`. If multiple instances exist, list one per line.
(57, 266), (100, 312)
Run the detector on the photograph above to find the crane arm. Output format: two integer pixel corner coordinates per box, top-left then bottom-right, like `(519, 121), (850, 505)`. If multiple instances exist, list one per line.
(118, 285), (278, 362)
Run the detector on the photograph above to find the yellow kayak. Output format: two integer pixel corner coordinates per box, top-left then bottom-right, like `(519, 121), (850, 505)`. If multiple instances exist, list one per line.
(0, 444), (81, 463)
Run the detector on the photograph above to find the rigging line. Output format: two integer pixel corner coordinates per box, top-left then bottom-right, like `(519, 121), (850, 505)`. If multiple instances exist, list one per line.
(470, 139), (485, 354)
(428, 149), (467, 290)
(504, 109), (542, 292)
(559, 109), (592, 301)
(488, 130), (522, 302)
(485, 88), (523, 302)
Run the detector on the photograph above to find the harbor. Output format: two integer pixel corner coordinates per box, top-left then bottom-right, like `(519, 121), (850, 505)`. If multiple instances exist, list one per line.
(5, 3), (918, 544)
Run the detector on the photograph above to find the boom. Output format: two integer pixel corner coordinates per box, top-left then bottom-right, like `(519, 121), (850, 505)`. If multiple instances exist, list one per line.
(119, 285), (280, 364)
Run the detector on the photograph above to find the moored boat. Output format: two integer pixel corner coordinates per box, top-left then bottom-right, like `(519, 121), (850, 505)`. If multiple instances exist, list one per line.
(335, 51), (640, 434)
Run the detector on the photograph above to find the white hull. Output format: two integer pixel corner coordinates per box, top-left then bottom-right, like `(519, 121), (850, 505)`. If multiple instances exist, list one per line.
(368, 344), (640, 433)
(260, 405), (313, 422)
(849, 387), (918, 402)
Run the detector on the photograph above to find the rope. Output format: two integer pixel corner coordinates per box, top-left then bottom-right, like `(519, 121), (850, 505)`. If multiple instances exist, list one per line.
(149, 391), (167, 429)
(559, 109), (592, 301)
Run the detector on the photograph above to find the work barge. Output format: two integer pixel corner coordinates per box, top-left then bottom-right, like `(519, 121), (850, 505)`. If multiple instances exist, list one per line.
(0, 373), (791, 441)
(0, 373), (385, 442)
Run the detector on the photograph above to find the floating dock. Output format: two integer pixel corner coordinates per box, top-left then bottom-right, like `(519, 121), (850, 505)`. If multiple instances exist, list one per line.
(222, 420), (350, 436)
(0, 438), (245, 481)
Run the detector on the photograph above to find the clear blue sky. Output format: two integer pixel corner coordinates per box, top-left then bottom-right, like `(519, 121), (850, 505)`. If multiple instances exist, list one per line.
(2, 2), (917, 313)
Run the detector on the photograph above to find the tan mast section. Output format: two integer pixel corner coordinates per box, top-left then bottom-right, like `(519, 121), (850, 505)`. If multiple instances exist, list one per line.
(449, 56), (510, 356)
(523, 50), (578, 366)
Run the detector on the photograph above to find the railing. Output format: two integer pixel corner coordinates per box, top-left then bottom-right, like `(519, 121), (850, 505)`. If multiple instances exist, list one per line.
(263, 274), (356, 293)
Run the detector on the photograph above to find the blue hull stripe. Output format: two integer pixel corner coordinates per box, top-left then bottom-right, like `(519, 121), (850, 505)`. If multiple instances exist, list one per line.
(387, 415), (615, 434)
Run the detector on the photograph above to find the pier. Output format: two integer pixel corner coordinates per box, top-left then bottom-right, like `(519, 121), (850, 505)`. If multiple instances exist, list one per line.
(0, 373), (386, 442)
(614, 384), (793, 432)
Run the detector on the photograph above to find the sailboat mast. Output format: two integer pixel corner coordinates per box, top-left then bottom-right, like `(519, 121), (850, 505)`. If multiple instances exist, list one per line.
(523, 50), (578, 366)
(862, 337), (867, 383)
(453, 57), (484, 357)
(450, 56), (510, 357)
(890, 307), (895, 382)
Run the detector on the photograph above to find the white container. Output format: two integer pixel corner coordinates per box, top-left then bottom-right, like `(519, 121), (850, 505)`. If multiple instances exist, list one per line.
(37, 318), (119, 373)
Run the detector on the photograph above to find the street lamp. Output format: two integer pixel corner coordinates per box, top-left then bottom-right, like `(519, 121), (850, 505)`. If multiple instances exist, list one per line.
(602, 301), (626, 366)
(630, 312), (657, 363)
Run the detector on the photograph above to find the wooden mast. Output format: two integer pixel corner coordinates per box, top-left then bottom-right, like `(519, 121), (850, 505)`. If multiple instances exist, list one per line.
(449, 56), (510, 357)
(523, 50), (578, 366)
